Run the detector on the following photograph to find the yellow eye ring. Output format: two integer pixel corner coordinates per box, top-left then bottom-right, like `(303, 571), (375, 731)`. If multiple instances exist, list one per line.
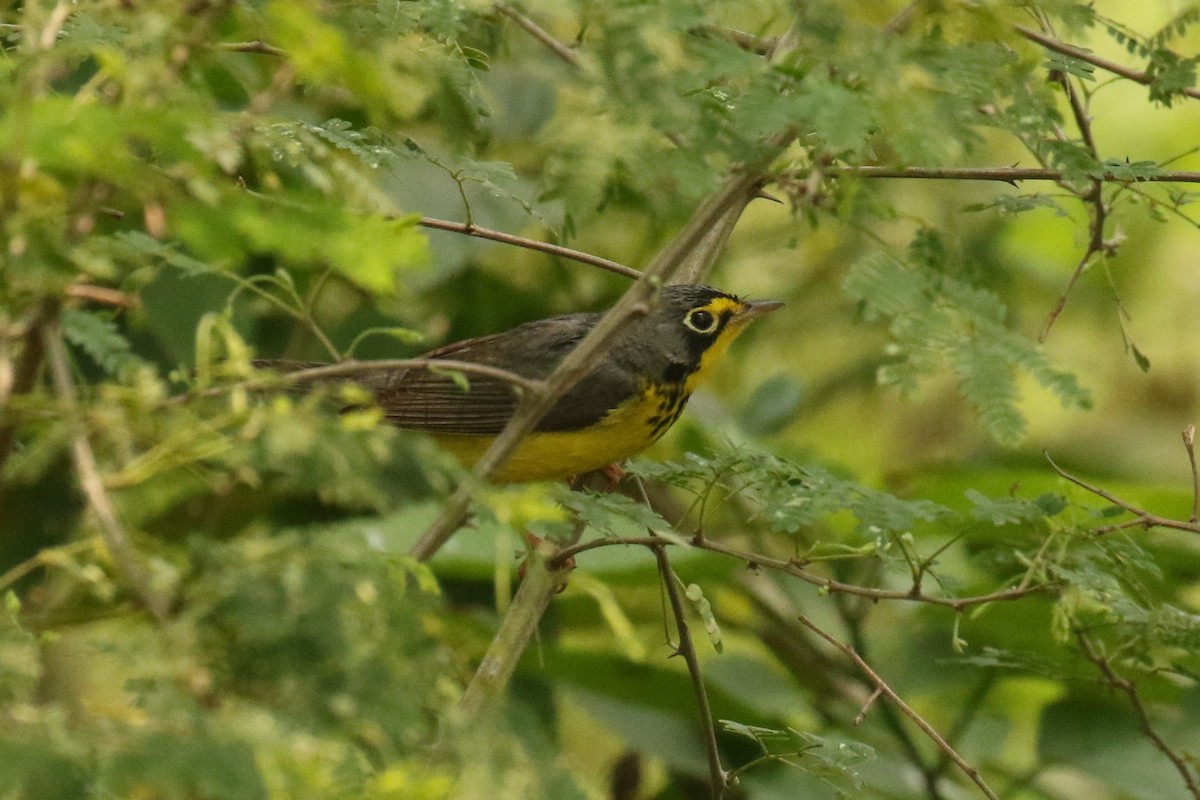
(684, 308), (718, 334)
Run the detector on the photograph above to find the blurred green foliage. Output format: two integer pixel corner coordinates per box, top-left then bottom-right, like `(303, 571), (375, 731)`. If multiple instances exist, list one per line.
(3, 1), (1200, 799)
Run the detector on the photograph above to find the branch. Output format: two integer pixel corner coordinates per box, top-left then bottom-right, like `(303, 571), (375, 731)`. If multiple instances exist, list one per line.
(653, 541), (728, 799)
(494, 2), (581, 68)
(170, 357), (544, 406)
(269, 357), (545, 396)
(418, 216), (641, 280)
(216, 40), (286, 57)
(1039, 26), (1109, 342)
(456, 536), (575, 719)
(689, 24), (777, 56)
(46, 330), (170, 622)
(818, 165), (1200, 184)
(1184, 425), (1199, 524)
(553, 535), (1051, 611)
(838, 604), (949, 800)
(797, 615), (1001, 800)
(1015, 25), (1200, 102)
(455, 469), (606, 720)
(1076, 633), (1200, 800)
(65, 284), (139, 308)
(1046, 451), (1200, 536)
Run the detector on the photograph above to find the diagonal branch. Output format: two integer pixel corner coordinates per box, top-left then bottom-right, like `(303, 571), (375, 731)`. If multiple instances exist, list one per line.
(1015, 25), (1200, 101)
(1076, 633), (1200, 800)
(1046, 452), (1200, 536)
(797, 615), (1001, 800)
(494, 2), (581, 68)
(653, 541), (728, 799)
(419, 216), (641, 280)
(46, 329), (170, 622)
(1039, 19), (1110, 342)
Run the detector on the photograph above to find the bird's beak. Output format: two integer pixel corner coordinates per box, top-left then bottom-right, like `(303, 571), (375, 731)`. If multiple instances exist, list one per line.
(735, 299), (785, 322)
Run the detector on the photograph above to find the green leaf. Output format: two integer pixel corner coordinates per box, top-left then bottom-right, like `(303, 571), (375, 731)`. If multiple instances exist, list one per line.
(561, 490), (673, 539)
(173, 195), (428, 296)
(1098, 158), (1164, 181)
(1043, 52), (1097, 81)
(844, 251), (1091, 444)
(966, 489), (1063, 525)
(60, 309), (147, 378)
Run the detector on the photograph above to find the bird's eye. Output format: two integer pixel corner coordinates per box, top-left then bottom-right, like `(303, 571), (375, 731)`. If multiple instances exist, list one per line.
(684, 308), (718, 334)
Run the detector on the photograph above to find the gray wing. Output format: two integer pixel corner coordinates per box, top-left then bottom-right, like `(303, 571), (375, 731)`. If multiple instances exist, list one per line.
(369, 313), (635, 434)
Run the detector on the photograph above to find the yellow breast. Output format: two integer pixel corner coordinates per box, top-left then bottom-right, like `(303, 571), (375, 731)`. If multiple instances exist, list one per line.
(430, 384), (677, 483)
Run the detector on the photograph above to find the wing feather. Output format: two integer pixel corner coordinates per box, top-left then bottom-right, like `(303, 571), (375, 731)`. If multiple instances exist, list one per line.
(258, 311), (643, 435)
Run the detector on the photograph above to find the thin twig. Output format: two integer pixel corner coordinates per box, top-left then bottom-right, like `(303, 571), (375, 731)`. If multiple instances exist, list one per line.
(272, 357), (545, 396)
(930, 672), (999, 784)
(65, 284), (140, 308)
(1183, 425), (1199, 523)
(797, 615), (1001, 800)
(635, 477), (727, 798)
(418, 216), (641, 280)
(217, 40), (286, 57)
(1039, 30), (1110, 342)
(1015, 25), (1200, 101)
(1076, 633), (1200, 800)
(653, 543), (728, 799)
(853, 686), (884, 726)
(0, 539), (101, 595)
(170, 357), (543, 405)
(690, 24), (778, 55)
(553, 535), (1051, 610)
(46, 330), (170, 622)
(495, 2), (581, 68)
(817, 165), (1200, 184)
(839, 603), (947, 800)
(38, 1), (70, 50)
(1045, 452), (1200, 536)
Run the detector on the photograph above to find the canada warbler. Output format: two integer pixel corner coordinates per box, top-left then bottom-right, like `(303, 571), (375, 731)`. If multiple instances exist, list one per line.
(267, 284), (781, 483)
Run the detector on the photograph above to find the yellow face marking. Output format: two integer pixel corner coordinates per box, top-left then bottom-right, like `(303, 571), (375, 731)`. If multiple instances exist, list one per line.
(682, 297), (753, 394)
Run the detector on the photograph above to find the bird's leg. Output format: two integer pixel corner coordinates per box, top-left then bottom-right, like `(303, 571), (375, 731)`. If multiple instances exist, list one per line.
(600, 462), (627, 491)
(564, 463), (626, 492)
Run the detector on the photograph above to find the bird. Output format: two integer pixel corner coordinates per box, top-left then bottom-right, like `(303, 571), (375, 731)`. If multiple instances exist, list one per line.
(262, 284), (782, 483)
